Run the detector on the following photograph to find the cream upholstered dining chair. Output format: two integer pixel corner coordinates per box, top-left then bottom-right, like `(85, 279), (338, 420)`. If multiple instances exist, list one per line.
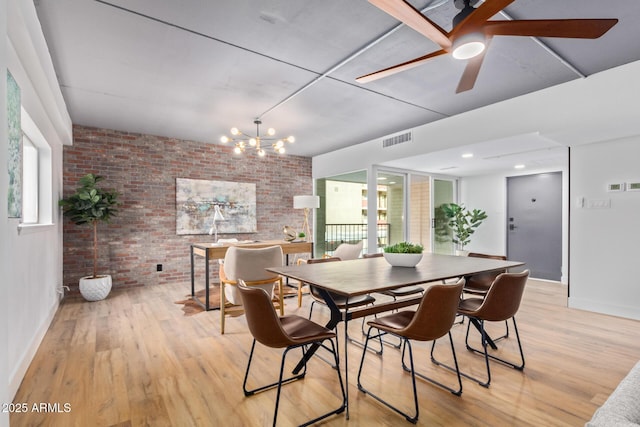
(329, 240), (363, 260)
(294, 240), (364, 307)
(218, 245), (284, 334)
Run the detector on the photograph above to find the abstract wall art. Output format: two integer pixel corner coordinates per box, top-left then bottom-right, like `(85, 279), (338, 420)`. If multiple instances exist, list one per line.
(7, 71), (22, 218)
(176, 178), (257, 235)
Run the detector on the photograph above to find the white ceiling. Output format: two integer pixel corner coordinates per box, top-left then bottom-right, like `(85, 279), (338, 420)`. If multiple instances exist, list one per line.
(33, 0), (640, 175)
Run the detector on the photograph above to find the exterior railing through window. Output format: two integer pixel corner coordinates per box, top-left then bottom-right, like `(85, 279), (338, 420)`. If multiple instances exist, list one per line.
(324, 223), (390, 255)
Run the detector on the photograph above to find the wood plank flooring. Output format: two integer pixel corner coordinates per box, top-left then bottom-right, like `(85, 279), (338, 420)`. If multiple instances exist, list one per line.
(11, 279), (640, 426)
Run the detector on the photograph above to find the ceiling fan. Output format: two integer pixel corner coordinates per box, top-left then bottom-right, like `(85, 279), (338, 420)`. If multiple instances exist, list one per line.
(356, 0), (618, 93)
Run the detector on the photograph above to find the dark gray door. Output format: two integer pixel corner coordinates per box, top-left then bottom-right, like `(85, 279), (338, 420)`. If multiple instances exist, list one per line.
(507, 172), (562, 281)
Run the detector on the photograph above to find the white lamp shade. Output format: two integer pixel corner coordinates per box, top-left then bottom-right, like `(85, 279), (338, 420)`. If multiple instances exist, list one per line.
(213, 205), (225, 221)
(293, 195), (319, 209)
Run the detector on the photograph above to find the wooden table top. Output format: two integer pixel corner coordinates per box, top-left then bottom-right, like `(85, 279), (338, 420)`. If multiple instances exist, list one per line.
(192, 240), (313, 258)
(267, 253), (525, 297)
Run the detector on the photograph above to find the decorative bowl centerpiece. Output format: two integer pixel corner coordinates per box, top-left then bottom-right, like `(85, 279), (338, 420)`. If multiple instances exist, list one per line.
(383, 242), (424, 267)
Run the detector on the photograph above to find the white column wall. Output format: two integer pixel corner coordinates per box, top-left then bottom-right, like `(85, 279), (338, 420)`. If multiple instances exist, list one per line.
(569, 138), (640, 319)
(2, 0), (72, 407)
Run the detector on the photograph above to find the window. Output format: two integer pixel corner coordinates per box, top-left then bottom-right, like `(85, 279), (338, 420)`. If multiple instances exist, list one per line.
(20, 107), (52, 228)
(22, 133), (38, 223)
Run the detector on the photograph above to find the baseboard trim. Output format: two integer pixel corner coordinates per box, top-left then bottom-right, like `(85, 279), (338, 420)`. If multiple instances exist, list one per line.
(8, 298), (60, 400)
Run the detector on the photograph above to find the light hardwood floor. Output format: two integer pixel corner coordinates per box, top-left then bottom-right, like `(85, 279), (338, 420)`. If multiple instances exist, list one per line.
(11, 279), (640, 426)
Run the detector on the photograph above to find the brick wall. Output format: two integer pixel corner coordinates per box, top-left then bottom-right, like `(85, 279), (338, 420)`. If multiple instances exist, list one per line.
(61, 125), (312, 292)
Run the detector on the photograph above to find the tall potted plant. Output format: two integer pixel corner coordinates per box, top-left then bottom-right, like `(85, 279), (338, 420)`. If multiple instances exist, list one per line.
(442, 203), (487, 255)
(59, 173), (120, 301)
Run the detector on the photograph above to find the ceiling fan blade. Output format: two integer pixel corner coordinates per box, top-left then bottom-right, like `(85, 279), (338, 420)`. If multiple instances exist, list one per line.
(356, 49), (448, 83)
(368, 0), (452, 49)
(451, 0), (515, 37)
(456, 37), (492, 93)
(483, 19), (618, 39)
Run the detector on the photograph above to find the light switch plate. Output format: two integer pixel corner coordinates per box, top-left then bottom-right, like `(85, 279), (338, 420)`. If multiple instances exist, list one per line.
(586, 199), (611, 209)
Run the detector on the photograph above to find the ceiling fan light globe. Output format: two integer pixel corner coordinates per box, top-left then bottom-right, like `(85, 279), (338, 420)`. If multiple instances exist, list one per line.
(230, 127), (239, 136)
(249, 138), (257, 146)
(452, 41), (485, 60)
(287, 136), (295, 143)
(233, 146), (242, 154)
(267, 127), (276, 136)
(220, 135), (229, 143)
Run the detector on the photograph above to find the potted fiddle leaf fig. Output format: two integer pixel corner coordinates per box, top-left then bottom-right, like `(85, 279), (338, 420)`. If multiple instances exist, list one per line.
(59, 173), (120, 301)
(442, 203), (487, 255)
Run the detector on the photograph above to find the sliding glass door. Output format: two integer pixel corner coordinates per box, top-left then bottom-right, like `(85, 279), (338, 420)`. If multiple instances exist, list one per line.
(432, 178), (455, 254)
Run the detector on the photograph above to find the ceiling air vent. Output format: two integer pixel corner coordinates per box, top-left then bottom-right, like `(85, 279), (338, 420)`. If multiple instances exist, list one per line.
(382, 132), (412, 148)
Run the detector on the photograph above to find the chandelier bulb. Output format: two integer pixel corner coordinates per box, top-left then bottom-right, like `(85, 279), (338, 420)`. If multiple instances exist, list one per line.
(222, 120), (295, 157)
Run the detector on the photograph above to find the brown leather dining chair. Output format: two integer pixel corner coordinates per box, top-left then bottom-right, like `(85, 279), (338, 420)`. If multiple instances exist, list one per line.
(305, 257), (383, 354)
(237, 280), (346, 427)
(357, 279), (465, 424)
(454, 270), (530, 388)
(464, 252), (508, 296)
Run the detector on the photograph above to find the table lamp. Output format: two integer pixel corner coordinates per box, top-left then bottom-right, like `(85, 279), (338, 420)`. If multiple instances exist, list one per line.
(293, 195), (319, 242)
(208, 205), (225, 244)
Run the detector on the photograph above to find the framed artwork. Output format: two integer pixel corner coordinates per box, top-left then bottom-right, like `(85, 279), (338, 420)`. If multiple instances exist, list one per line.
(176, 178), (257, 235)
(7, 71), (22, 218)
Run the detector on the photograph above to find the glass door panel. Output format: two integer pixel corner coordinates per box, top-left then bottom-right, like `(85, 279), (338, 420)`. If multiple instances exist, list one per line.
(408, 174), (431, 251)
(317, 170), (368, 256)
(376, 171), (405, 250)
(433, 178), (455, 254)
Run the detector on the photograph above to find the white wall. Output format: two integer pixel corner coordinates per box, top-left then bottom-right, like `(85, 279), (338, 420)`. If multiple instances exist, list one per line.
(1, 0), (10, 423)
(314, 55), (640, 320)
(313, 59), (640, 180)
(569, 138), (640, 320)
(2, 0), (71, 407)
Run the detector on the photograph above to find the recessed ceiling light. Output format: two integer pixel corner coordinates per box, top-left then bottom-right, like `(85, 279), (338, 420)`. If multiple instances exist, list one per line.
(462, 153), (473, 158)
(514, 164), (526, 169)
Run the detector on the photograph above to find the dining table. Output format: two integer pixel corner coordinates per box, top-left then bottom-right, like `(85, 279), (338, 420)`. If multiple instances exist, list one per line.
(267, 252), (525, 419)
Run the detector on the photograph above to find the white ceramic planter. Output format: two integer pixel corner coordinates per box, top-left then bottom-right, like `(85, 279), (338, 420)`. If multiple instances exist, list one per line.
(383, 252), (423, 267)
(456, 250), (470, 256)
(79, 275), (112, 301)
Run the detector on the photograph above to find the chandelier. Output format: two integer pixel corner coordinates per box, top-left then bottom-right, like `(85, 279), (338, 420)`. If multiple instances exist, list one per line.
(220, 119), (295, 156)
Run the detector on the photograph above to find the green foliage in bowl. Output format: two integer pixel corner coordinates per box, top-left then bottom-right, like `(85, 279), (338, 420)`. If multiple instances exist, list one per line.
(383, 242), (424, 254)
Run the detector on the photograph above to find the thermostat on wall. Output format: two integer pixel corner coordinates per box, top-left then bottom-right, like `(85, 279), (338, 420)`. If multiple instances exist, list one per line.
(607, 183), (625, 192)
(626, 182), (640, 192)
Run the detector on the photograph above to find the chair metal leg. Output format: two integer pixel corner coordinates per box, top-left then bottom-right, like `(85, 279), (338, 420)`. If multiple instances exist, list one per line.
(357, 326), (419, 423)
(465, 317), (525, 371)
(309, 301), (383, 356)
(452, 316), (525, 388)
(399, 331), (464, 396)
(242, 339), (307, 397)
(243, 338), (346, 427)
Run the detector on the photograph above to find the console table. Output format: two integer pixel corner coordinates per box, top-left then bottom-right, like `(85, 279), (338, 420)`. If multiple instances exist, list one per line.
(190, 240), (313, 311)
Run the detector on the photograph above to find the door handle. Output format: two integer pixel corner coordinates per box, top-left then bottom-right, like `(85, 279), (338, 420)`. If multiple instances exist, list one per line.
(509, 224), (517, 231)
